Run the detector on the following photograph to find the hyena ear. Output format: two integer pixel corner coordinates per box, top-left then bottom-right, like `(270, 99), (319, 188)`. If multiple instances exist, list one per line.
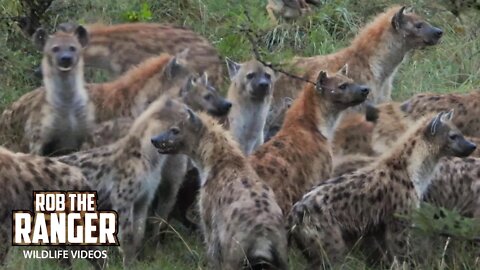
(186, 108), (202, 131)
(338, 64), (349, 77)
(200, 72), (209, 85)
(180, 77), (195, 97)
(315, 71), (328, 91)
(176, 48), (190, 61)
(74, 25), (89, 48)
(165, 57), (183, 79)
(33, 27), (48, 50)
(283, 97), (294, 108)
(441, 109), (454, 122)
(226, 58), (241, 80)
(392, 6), (406, 30)
(428, 111), (445, 136)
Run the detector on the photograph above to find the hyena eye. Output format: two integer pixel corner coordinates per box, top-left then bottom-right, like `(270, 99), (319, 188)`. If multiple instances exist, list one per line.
(51, 46), (60, 53)
(204, 94), (213, 101)
(246, 73), (255, 80)
(338, 83), (348, 90)
(170, 127), (180, 135)
(69, 46), (77, 52)
(264, 73), (271, 80)
(449, 134), (459, 140)
(415, 23), (423, 29)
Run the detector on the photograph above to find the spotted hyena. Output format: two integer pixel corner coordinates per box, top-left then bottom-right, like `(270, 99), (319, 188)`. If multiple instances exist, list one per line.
(401, 90), (480, 137)
(57, 96), (182, 267)
(85, 72), (231, 147)
(266, 0), (311, 23)
(272, 6), (443, 108)
(250, 68), (370, 215)
(366, 102), (480, 157)
(151, 101), (288, 270)
(88, 49), (192, 122)
(332, 112), (376, 157)
(289, 110), (476, 267)
(0, 26), (94, 156)
(39, 22), (224, 87)
(226, 58), (276, 155)
(264, 97), (293, 142)
(0, 147), (104, 269)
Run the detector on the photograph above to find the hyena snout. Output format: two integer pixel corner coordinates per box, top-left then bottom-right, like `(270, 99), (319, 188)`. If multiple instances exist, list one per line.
(56, 52), (76, 70)
(210, 100), (232, 117)
(151, 129), (181, 154)
(424, 26), (443, 45)
(358, 86), (370, 97)
(251, 76), (272, 99)
(451, 136), (476, 157)
(351, 85), (370, 101)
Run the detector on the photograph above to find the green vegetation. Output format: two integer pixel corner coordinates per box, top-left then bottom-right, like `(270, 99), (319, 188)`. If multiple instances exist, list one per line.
(1, 0), (479, 269)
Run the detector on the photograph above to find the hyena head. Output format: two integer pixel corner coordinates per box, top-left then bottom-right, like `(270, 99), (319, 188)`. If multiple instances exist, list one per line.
(33, 25), (88, 73)
(226, 58), (276, 101)
(161, 49), (193, 89)
(179, 72), (232, 117)
(131, 98), (196, 158)
(424, 110), (476, 158)
(150, 100), (203, 156)
(315, 65), (370, 111)
(391, 6), (443, 48)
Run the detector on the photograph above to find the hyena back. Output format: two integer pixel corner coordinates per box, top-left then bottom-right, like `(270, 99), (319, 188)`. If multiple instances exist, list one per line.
(151, 101), (288, 270)
(289, 111), (476, 267)
(272, 6), (443, 108)
(56, 22), (224, 87)
(0, 147), (103, 268)
(250, 69), (370, 214)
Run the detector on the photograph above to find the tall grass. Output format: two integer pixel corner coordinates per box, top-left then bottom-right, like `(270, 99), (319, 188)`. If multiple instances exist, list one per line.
(0, 0), (479, 269)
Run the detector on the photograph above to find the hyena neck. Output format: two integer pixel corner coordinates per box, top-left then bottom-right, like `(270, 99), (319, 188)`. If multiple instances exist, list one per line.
(227, 88), (272, 154)
(282, 86), (333, 139)
(116, 133), (164, 170)
(192, 124), (246, 186)
(368, 30), (410, 83)
(384, 124), (438, 200)
(43, 58), (88, 112)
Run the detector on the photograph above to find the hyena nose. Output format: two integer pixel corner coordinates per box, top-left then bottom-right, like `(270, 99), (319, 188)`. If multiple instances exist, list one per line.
(59, 55), (73, 67)
(150, 136), (161, 148)
(224, 101), (232, 110)
(258, 82), (269, 91)
(434, 28), (443, 38)
(360, 86), (370, 96)
(467, 142), (477, 153)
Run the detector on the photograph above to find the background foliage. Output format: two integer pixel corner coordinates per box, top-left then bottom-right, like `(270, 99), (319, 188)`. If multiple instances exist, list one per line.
(0, 0), (479, 269)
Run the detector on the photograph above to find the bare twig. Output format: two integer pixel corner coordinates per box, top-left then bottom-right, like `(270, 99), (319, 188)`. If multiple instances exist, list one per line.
(438, 232), (480, 243)
(240, 8), (317, 85)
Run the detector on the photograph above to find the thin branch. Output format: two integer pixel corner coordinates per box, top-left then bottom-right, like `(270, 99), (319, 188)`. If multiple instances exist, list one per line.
(240, 8), (317, 85)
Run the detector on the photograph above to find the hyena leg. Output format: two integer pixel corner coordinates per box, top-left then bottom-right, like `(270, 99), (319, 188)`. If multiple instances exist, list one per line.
(132, 194), (152, 252)
(151, 155), (188, 238)
(206, 235), (222, 270)
(385, 220), (410, 264)
(292, 222), (346, 268)
(0, 228), (10, 265)
(116, 206), (136, 268)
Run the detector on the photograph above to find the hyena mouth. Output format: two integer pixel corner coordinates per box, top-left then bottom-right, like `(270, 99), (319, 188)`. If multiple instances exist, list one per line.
(208, 108), (230, 117)
(58, 66), (73, 72)
(424, 38), (440, 46)
(154, 142), (178, 154)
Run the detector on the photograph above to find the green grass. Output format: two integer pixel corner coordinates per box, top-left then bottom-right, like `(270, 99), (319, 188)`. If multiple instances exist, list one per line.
(1, 0), (480, 269)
